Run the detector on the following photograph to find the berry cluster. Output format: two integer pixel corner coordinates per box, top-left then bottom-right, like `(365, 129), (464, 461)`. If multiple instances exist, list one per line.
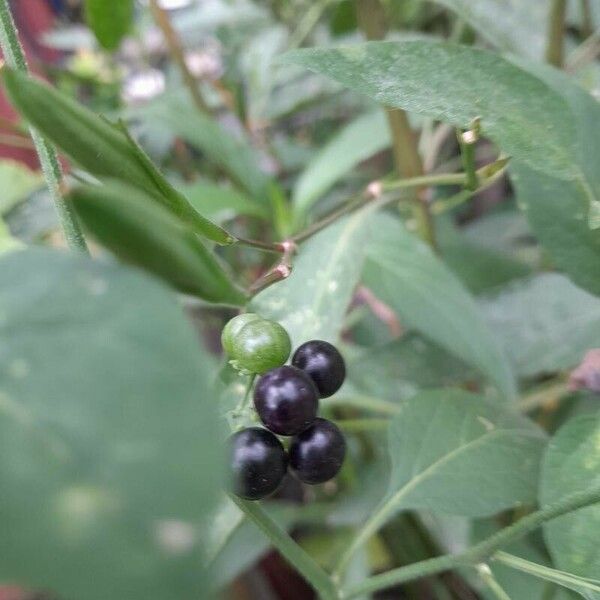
(223, 315), (347, 501)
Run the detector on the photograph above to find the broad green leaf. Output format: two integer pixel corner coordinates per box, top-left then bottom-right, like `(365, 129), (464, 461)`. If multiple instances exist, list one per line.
(145, 96), (272, 202)
(541, 415), (600, 598)
(354, 390), (546, 549)
(510, 66), (600, 297)
(0, 160), (42, 215)
(348, 333), (477, 403)
(0, 248), (222, 599)
(70, 181), (246, 305)
(1, 69), (232, 244)
(480, 274), (600, 378)
(252, 207), (372, 347)
(283, 41), (577, 179)
(293, 110), (390, 218)
(363, 214), (516, 400)
(84, 0), (133, 50)
(437, 217), (531, 294)
(179, 179), (268, 222)
(430, 0), (547, 60)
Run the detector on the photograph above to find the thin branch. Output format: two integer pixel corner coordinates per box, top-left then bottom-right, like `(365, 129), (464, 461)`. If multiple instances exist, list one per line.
(0, 0), (88, 253)
(342, 483), (600, 599)
(477, 564), (513, 600)
(148, 0), (210, 114)
(229, 495), (338, 600)
(518, 380), (570, 413)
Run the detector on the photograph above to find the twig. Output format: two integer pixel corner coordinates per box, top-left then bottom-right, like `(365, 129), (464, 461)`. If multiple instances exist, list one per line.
(248, 240), (296, 295)
(148, 0), (210, 114)
(341, 483), (600, 598)
(0, 0), (88, 253)
(457, 119), (481, 191)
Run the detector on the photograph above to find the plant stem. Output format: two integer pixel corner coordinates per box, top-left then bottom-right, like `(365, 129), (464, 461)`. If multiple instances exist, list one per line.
(341, 483), (600, 598)
(148, 0), (210, 114)
(356, 0), (436, 249)
(476, 564), (513, 600)
(236, 237), (287, 253)
(457, 126), (479, 191)
(518, 380), (570, 413)
(0, 0), (88, 254)
(546, 0), (568, 67)
(228, 495), (338, 600)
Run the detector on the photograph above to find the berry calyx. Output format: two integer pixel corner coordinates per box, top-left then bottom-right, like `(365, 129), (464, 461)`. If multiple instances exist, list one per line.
(229, 427), (287, 500)
(289, 418), (346, 484)
(291, 340), (346, 398)
(254, 366), (319, 435)
(222, 314), (291, 374)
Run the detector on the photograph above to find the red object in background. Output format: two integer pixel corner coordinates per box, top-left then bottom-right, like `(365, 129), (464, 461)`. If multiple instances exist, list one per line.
(0, 0), (61, 169)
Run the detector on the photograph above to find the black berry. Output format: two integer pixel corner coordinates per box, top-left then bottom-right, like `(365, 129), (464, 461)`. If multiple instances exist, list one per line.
(254, 366), (319, 435)
(289, 418), (346, 484)
(229, 427), (287, 500)
(292, 340), (346, 398)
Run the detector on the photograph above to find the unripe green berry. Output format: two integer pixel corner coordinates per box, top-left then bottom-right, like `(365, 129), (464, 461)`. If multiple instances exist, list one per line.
(221, 313), (261, 359)
(232, 319), (291, 374)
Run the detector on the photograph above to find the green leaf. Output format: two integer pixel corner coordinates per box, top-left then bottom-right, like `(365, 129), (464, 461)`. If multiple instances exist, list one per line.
(430, 0), (546, 59)
(283, 41), (577, 179)
(70, 181), (246, 305)
(480, 274), (600, 378)
(0, 160), (42, 215)
(540, 414), (600, 598)
(510, 65), (600, 297)
(179, 179), (269, 222)
(363, 214), (516, 400)
(346, 390), (547, 559)
(84, 0), (133, 50)
(1, 69), (233, 244)
(145, 95), (273, 202)
(0, 248), (223, 599)
(252, 208), (372, 347)
(348, 333), (477, 403)
(293, 110), (390, 218)
(385, 390), (545, 516)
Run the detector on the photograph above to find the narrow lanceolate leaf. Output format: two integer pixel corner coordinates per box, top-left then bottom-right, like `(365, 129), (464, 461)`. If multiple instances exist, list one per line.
(85, 0), (134, 50)
(253, 208), (372, 347)
(540, 415), (600, 599)
(283, 41), (577, 179)
(293, 110), (390, 218)
(510, 62), (600, 297)
(1, 68), (234, 244)
(480, 274), (600, 378)
(69, 181), (246, 305)
(0, 248), (223, 599)
(363, 214), (516, 400)
(145, 96), (273, 203)
(429, 0), (547, 60)
(343, 390), (546, 564)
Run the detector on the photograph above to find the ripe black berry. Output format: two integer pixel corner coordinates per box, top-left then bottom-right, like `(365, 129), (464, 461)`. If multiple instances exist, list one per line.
(292, 340), (346, 398)
(289, 418), (346, 484)
(254, 366), (319, 435)
(229, 427), (287, 500)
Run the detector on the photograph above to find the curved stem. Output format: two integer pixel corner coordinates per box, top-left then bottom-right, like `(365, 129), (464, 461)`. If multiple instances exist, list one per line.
(229, 495), (338, 599)
(477, 564), (513, 600)
(546, 0), (567, 67)
(342, 483), (600, 599)
(0, 0), (88, 254)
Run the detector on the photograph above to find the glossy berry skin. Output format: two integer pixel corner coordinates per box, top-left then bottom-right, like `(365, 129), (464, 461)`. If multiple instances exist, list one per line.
(232, 319), (291, 374)
(292, 340), (346, 398)
(289, 418), (346, 484)
(221, 313), (261, 358)
(254, 366), (319, 435)
(229, 427), (287, 500)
